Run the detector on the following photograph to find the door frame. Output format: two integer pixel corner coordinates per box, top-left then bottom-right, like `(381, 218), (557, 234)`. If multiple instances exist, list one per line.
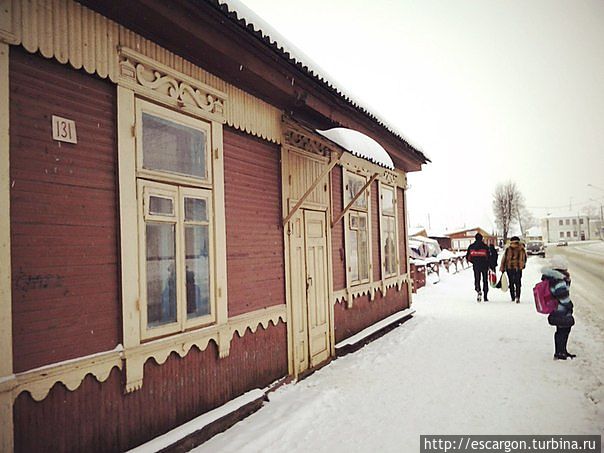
(282, 145), (336, 378)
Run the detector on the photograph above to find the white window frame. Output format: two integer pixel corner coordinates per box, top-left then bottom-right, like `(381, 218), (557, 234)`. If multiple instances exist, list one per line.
(379, 182), (399, 279)
(138, 181), (215, 340)
(343, 169), (371, 286)
(135, 99), (213, 188)
(133, 99), (221, 341)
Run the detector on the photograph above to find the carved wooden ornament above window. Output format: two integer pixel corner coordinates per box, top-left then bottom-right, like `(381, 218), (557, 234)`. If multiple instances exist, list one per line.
(118, 47), (227, 123)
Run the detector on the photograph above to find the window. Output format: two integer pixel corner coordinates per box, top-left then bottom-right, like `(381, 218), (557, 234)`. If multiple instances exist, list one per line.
(566, 231), (571, 238)
(380, 184), (397, 277)
(580, 219), (584, 225)
(565, 219), (570, 225)
(572, 219), (577, 225)
(136, 101), (216, 339)
(559, 220), (563, 226)
(573, 230), (577, 237)
(344, 172), (370, 285)
(559, 232), (564, 238)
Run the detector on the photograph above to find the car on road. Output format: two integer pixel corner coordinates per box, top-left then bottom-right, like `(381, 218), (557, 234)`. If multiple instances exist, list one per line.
(527, 240), (546, 257)
(557, 240), (568, 247)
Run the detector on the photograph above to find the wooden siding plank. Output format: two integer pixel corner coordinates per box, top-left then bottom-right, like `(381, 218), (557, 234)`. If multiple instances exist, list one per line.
(14, 323), (287, 452)
(10, 48), (120, 372)
(223, 128), (285, 317)
(331, 166), (346, 291)
(333, 287), (408, 343)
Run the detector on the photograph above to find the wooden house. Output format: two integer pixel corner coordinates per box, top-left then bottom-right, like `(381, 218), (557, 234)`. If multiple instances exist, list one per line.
(447, 227), (496, 250)
(0, 0), (428, 450)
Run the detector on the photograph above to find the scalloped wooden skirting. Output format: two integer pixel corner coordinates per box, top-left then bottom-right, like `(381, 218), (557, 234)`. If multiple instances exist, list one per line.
(332, 274), (409, 308)
(0, 305), (287, 402)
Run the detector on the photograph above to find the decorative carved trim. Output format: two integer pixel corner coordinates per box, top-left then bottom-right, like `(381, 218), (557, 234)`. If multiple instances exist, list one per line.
(332, 274), (408, 307)
(4, 347), (123, 402)
(282, 117), (338, 157)
(0, 306), (288, 400)
(122, 304), (286, 393)
(340, 153), (406, 187)
(118, 47), (227, 123)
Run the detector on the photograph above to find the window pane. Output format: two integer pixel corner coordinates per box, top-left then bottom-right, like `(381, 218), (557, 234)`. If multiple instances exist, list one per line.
(185, 197), (207, 222)
(358, 229), (369, 281)
(382, 187), (395, 216)
(185, 225), (210, 319)
(345, 174), (367, 210)
(358, 215), (367, 230)
(384, 217), (396, 275)
(149, 196), (174, 216)
(146, 223), (177, 327)
(142, 113), (206, 179)
(348, 229), (359, 282)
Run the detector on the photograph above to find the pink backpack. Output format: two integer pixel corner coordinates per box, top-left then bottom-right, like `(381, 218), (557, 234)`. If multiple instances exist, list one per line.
(533, 280), (558, 314)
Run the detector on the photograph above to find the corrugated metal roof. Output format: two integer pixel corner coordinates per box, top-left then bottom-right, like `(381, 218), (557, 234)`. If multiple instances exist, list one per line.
(207, 0), (430, 164)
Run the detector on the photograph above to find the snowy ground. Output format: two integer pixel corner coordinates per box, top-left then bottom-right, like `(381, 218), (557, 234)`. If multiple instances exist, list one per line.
(192, 254), (603, 453)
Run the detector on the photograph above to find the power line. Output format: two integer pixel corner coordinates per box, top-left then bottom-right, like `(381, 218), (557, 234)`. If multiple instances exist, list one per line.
(526, 195), (604, 210)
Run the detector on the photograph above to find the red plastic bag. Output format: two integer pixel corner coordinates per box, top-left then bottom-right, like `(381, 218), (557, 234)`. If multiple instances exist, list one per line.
(488, 270), (497, 287)
(533, 280), (558, 314)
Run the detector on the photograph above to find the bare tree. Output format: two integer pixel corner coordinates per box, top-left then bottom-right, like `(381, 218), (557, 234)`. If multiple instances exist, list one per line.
(493, 181), (525, 241)
(519, 207), (537, 234)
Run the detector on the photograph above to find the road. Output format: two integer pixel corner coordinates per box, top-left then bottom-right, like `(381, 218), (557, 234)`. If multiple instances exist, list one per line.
(545, 241), (604, 406)
(547, 242), (604, 333)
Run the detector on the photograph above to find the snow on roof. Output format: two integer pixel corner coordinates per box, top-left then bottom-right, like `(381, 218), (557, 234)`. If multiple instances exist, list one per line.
(316, 128), (395, 169)
(409, 235), (439, 245)
(408, 227), (427, 237)
(215, 0), (429, 164)
(436, 249), (456, 260)
(526, 226), (542, 236)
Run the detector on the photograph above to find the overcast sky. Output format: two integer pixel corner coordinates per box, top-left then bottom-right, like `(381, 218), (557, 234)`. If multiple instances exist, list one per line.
(240, 0), (604, 233)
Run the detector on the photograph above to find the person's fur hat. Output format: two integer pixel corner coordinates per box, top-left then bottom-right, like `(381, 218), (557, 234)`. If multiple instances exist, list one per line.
(510, 236), (520, 242)
(475, 232), (483, 240)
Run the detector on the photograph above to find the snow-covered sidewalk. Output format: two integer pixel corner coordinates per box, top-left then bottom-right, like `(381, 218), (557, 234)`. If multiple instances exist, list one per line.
(192, 257), (603, 453)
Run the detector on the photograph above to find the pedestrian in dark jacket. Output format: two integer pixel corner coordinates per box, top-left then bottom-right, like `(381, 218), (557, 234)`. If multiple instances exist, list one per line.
(541, 255), (575, 360)
(488, 244), (498, 271)
(466, 233), (490, 302)
(500, 236), (526, 303)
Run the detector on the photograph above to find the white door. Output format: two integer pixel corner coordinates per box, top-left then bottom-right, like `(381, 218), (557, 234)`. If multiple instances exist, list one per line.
(289, 209), (331, 374)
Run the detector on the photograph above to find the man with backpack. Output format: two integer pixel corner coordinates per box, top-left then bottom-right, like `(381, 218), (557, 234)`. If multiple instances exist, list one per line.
(466, 232), (491, 302)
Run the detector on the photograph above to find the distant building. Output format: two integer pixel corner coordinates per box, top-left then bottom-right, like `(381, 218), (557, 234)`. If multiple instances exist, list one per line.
(589, 218), (603, 239)
(427, 231), (452, 250)
(447, 227), (496, 251)
(525, 226), (543, 241)
(541, 214), (592, 243)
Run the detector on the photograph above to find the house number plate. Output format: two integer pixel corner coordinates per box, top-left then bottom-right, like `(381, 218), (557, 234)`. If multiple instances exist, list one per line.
(52, 115), (78, 144)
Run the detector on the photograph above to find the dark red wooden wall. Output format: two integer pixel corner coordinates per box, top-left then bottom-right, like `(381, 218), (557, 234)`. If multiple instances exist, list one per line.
(10, 48), (120, 373)
(331, 166), (346, 291)
(333, 286), (409, 343)
(13, 322), (288, 453)
(223, 128), (285, 316)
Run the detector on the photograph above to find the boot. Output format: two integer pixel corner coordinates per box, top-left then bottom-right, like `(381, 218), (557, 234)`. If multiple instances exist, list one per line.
(477, 291), (482, 302)
(554, 352), (568, 360)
